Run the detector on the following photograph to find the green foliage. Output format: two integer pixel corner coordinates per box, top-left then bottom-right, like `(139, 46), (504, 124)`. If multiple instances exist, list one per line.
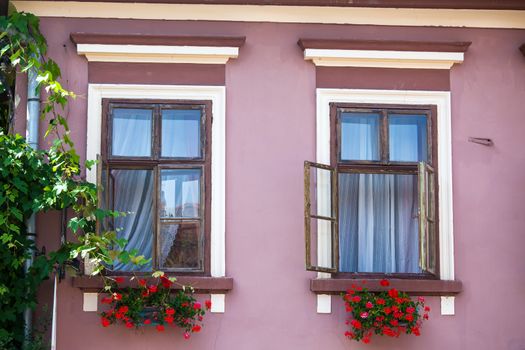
(0, 12), (149, 349)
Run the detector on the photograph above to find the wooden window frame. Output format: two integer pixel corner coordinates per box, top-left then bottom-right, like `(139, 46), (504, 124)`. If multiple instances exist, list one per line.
(101, 98), (212, 276)
(329, 102), (440, 280)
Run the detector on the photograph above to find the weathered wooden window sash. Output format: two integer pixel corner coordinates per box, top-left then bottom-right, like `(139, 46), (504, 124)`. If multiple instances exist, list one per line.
(100, 99), (212, 275)
(305, 103), (438, 278)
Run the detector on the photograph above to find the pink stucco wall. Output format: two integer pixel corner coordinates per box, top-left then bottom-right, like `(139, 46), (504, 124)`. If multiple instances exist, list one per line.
(25, 18), (525, 349)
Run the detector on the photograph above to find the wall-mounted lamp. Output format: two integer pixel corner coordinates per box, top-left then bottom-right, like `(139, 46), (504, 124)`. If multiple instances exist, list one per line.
(468, 137), (493, 146)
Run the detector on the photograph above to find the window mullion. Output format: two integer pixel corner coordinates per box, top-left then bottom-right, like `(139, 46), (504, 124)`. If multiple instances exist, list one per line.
(381, 109), (389, 162)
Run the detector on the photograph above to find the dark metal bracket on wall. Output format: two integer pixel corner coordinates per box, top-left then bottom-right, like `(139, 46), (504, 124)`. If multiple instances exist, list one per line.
(468, 137), (493, 146)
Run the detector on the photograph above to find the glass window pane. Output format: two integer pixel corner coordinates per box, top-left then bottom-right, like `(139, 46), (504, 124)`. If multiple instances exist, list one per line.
(159, 222), (201, 269)
(338, 173), (420, 273)
(110, 169), (154, 272)
(161, 109), (202, 158)
(111, 108), (152, 157)
(160, 169), (201, 219)
(389, 114), (428, 162)
(340, 112), (381, 161)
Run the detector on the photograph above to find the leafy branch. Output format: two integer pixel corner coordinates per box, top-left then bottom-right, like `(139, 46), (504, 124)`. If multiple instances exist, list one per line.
(0, 11), (148, 349)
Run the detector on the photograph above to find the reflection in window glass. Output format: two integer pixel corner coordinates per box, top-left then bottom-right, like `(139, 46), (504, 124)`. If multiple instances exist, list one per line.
(162, 109), (201, 158)
(112, 108), (152, 157)
(389, 114), (428, 162)
(160, 169), (201, 218)
(159, 222), (200, 269)
(340, 112), (381, 161)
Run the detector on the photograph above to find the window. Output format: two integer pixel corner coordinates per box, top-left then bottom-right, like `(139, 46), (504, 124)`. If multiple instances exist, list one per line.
(100, 100), (211, 274)
(305, 103), (437, 278)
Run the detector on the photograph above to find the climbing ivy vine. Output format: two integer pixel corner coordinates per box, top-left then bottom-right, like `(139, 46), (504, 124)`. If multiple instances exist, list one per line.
(0, 12), (148, 349)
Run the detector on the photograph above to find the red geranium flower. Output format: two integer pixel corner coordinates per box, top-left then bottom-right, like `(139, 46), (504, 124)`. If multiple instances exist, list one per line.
(161, 276), (172, 288)
(184, 332), (191, 340)
(115, 277), (124, 284)
(113, 293), (122, 301)
(205, 300), (212, 309)
(423, 313), (429, 320)
(345, 305), (353, 312)
(360, 312), (369, 319)
(138, 279), (147, 287)
(118, 306), (129, 314)
(166, 307), (175, 315)
(352, 296), (361, 303)
(193, 302), (201, 310)
(101, 317), (111, 327)
(405, 314), (414, 322)
(164, 316), (174, 324)
(363, 336), (371, 344)
(156, 324), (165, 332)
(144, 319), (151, 325)
(424, 306), (431, 312)
(350, 320), (362, 329)
(148, 285), (158, 293)
(125, 322), (133, 329)
(192, 324), (202, 333)
(365, 301), (373, 309)
(376, 298), (386, 305)
(380, 279), (390, 287)
(406, 307), (415, 314)
(388, 289), (399, 298)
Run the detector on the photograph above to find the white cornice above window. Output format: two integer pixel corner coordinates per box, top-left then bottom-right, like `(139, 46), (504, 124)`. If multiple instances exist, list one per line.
(299, 39), (470, 69)
(71, 33), (245, 64)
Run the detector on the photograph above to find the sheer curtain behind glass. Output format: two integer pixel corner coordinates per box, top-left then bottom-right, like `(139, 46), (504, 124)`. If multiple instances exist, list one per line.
(110, 169), (153, 272)
(339, 113), (426, 273)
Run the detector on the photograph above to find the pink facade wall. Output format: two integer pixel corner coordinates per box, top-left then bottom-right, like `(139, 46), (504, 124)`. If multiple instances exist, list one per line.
(25, 17), (525, 349)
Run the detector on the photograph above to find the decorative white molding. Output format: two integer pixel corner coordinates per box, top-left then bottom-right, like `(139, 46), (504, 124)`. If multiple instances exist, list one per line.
(76, 43), (239, 64)
(83, 292), (98, 312)
(304, 49), (465, 69)
(11, 1), (525, 29)
(317, 294), (331, 314)
(86, 84), (226, 280)
(315, 88), (455, 313)
(210, 294), (225, 313)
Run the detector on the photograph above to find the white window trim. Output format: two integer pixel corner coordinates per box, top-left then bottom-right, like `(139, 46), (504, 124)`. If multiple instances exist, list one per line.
(86, 83), (226, 284)
(315, 88), (455, 315)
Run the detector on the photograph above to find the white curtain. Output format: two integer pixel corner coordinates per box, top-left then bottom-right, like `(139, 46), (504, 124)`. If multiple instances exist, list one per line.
(112, 109), (152, 157)
(111, 169), (153, 272)
(339, 114), (426, 273)
(161, 109), (201, 158)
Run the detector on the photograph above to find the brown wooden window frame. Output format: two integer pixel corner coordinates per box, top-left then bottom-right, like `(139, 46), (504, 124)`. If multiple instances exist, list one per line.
(304, 102), (439, 280)
(100, 98), (212, 276)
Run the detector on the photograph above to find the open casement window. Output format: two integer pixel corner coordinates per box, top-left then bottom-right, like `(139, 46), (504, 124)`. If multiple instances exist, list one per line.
(419, 162), (437, 275)
(304, 161), (339, 273)
(304, 104), (438, 277)
(98, 100), (212, 275)
(304, 161), (436, 275)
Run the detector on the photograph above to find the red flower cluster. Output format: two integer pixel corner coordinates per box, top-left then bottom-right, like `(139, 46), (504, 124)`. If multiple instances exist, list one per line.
(343, 280), (430, 344)
(99, 274), (212, 339)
